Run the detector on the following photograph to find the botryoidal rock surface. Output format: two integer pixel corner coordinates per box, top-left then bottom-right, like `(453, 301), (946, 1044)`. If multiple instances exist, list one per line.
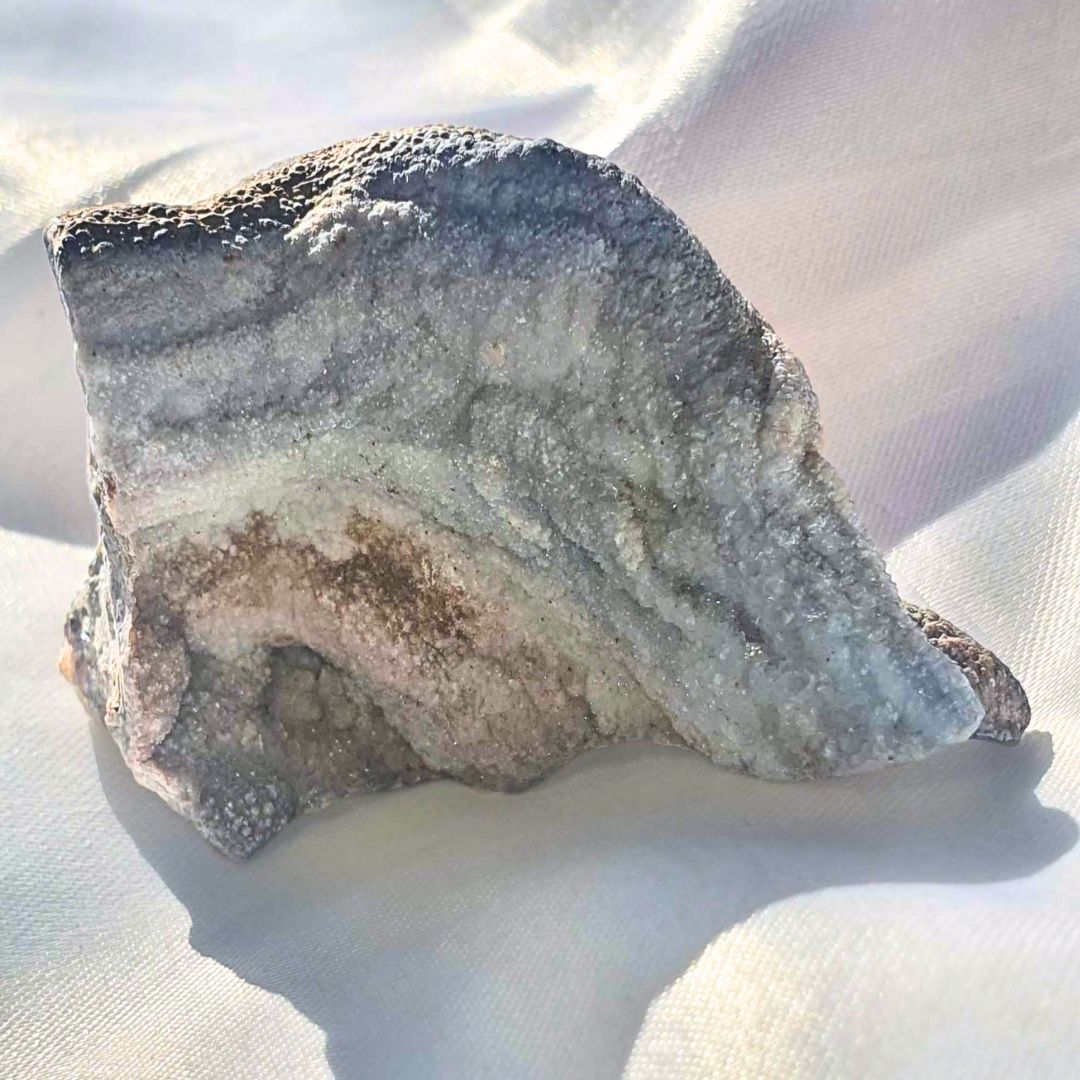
(48, 126), (1029, 857)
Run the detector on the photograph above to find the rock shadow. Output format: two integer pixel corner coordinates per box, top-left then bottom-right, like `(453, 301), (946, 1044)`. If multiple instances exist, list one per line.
(93, 721), (1074, 1078)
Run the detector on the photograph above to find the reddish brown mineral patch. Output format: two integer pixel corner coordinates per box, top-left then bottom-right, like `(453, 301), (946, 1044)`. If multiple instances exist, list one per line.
(136, 505), (616, 790)
(161, 509), (478, 667)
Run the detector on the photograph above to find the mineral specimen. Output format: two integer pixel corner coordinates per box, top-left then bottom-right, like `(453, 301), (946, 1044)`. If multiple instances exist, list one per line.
(49, 126), (1029, 858)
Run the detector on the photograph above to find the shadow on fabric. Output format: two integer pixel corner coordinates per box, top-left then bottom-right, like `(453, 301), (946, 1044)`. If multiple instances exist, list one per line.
(93, 720), (1074, 1079)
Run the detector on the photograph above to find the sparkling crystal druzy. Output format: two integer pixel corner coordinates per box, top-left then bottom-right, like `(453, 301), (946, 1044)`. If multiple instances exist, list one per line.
(48, 127), (1029, 857)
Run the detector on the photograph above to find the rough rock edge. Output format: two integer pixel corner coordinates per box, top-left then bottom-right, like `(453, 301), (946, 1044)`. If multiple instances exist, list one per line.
(49, 125), (1031, 857)
(906, 605), (1030, 744)
(59, 543), (686, 858)
(45, 125), (505, 269)
(59, 565), (1030, 859)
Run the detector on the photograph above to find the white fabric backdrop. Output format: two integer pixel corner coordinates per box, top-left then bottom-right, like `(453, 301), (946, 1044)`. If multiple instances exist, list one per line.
(2, 2), (1079, 1077)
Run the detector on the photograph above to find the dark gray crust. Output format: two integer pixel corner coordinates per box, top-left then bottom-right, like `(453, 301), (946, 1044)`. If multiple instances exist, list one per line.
(46, 126), (501, 266)
(45, 123), (769, 388)
(907, 604), (1031, 744)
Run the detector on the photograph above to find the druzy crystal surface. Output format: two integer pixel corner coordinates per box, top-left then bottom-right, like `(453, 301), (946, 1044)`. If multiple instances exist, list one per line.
(49, 126), (1028, 857)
